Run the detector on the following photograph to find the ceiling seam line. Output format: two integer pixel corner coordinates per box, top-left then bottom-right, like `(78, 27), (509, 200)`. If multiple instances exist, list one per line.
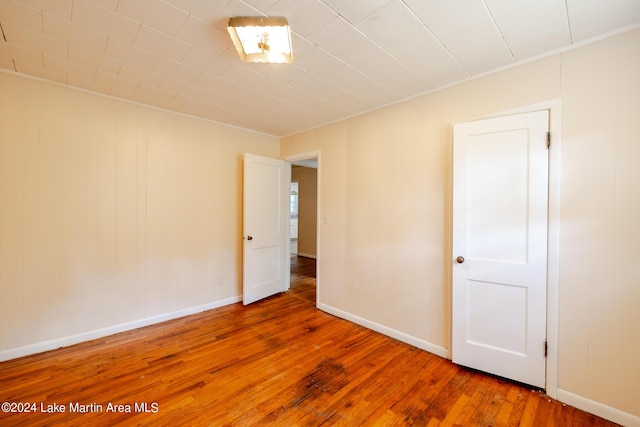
(237, 0), (268, 17)
(564, 0), (574, 44)
(237, 0), (418, 101)
(248, 67), (364, 117)
(480, 0), (515, 62)
(287, 30), (394, 104)
(399, 0), (471, 77)
(316, 0), (432, 88)
(233, 0), (392, 101)
(196, 66), (353, 120)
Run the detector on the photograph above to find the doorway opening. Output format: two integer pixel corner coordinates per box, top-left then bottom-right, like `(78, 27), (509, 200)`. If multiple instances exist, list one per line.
(286, 154), (319, 306)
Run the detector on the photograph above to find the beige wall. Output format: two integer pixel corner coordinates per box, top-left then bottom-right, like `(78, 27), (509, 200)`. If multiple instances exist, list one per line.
(0, 73), (279, 358)
(291, 166), (317, 258)
(281, 29), (640, 421)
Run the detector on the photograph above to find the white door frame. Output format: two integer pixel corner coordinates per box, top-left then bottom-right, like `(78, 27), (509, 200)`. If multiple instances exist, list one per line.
(283, 151), (321, 307)
(453, 99), (561, 398)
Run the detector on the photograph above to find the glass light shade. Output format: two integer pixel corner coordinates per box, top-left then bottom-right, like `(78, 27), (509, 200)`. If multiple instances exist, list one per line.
(227, 17), (293, 64)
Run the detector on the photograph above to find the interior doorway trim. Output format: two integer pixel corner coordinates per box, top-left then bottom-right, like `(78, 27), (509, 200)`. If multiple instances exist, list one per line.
(283, 150), (321, 307)
(459, 99), (561, 398)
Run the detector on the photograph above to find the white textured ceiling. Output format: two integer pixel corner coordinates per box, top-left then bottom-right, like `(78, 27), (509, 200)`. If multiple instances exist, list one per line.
(1, 0), (639, 137)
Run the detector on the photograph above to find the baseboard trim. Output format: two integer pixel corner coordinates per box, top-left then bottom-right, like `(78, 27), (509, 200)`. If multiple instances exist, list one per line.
(557, 389), (640, 427)
(317, 302), (449, 359)
(0, 296), (242, 362)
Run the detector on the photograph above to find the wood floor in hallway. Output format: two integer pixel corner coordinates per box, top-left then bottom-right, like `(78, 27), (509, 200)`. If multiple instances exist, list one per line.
(0, 259), (619, 426)
(290, 254), (316, 306)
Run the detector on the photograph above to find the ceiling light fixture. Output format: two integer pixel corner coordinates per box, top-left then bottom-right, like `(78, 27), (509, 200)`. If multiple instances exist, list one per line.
(227, 16), (293, 64)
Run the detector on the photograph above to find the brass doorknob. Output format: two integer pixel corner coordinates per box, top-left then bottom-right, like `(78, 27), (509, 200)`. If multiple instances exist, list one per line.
(456, 256), (465, 264)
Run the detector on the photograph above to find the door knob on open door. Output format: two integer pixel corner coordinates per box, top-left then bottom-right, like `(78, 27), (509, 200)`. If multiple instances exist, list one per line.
(247, 235), (253, 241)
(456, 256), (465, 264)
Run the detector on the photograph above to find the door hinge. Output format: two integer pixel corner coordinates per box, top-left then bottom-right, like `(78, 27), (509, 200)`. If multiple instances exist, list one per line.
(546, 131), (551, 149)
(544, 339), (548, 357)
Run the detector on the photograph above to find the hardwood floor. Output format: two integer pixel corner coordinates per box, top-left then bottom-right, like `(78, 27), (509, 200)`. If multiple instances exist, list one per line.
(290, 254), (316, 305)
(0, 262), (619, 426)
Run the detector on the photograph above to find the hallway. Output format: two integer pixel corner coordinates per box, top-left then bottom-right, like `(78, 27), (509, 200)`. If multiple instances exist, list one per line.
(289, 254), (316, 305)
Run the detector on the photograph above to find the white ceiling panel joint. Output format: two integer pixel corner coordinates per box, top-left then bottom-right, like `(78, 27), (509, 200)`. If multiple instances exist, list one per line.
(1, 0), (638, 136)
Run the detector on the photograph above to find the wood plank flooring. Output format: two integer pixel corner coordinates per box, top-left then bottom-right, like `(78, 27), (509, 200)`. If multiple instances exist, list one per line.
(0, 259), (619, 426)
(290, 254), (316, 305)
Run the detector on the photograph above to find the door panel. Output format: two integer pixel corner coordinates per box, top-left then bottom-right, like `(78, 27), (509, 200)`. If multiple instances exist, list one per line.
(466, 129), (529, 263)
(466, 280), (527, 355)
(452, 110), (549, 388)
(243, 153), (290, 305)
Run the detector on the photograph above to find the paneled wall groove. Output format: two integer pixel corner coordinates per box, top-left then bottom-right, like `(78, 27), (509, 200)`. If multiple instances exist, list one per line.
(0, 72), (279, 360)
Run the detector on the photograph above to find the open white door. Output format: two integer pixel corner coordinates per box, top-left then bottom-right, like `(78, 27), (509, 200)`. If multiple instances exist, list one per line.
(452, 110), (549, 388)
(243, 153), (290, 305)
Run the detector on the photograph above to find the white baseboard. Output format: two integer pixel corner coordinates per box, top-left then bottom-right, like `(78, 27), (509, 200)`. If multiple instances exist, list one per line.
(317, 301), (639, 426)
(317, 302), (449, 359)
(557, 389), (640, 427)
(0, 296), (241, 362)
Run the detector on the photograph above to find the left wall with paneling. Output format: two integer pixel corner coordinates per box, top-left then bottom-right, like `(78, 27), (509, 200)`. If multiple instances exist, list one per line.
(0, 73), (279, 360)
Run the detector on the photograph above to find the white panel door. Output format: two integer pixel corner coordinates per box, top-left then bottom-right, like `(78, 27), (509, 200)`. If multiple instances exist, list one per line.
(243, 153), (290, 305)
(452, 110), (549, 388)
